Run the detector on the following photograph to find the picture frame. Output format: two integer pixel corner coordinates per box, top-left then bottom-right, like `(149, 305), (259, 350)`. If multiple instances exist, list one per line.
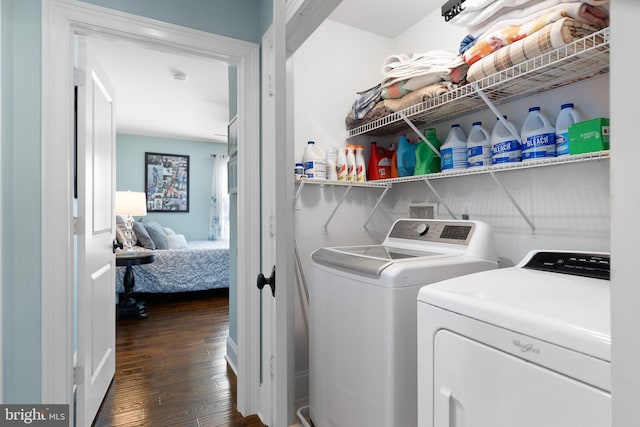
(228, 115), (238, 157)
(144, 152), (190, 212)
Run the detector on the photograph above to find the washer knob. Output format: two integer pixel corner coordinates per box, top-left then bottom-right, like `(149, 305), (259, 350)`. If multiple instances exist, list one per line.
(417, 223), (429, 236)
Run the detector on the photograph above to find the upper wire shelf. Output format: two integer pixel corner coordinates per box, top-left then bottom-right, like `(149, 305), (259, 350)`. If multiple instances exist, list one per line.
(347, 27), (610, 138)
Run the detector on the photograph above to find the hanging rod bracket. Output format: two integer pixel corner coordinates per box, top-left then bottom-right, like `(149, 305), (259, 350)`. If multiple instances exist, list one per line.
(441, 0), (466, 22)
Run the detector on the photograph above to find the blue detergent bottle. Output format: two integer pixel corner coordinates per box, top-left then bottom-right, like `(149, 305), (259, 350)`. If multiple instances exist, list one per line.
(396, 134), (415, 177)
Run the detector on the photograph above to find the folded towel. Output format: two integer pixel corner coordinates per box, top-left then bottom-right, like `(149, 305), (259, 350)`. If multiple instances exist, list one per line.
(351, 84), (382, 121)
(449, 0), (608, 33)
(466, 17), (600, 82)
(381, 51), (464, 89)
(383, 83), (454, 112)
(463, 8), (570, 65)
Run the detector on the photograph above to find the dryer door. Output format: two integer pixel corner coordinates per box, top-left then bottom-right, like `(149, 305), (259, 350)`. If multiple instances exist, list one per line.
(433, 330), (610, 427)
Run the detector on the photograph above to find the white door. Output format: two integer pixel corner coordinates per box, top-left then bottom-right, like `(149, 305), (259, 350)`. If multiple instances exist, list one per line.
(258, 1), (296, 424)
(75, 35), (117, 427)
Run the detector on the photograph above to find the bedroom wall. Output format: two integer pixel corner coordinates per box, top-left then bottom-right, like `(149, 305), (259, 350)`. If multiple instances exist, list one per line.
(116, 134), (227, 241)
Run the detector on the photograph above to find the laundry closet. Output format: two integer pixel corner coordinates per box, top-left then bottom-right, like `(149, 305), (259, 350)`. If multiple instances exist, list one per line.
(288, 0), (616, 424)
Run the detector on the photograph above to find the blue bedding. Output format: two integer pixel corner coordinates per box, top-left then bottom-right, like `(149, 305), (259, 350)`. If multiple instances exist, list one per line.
(115, 240), (229, 294)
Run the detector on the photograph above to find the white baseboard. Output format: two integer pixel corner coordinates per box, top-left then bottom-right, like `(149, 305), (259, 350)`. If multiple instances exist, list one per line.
(225, 336), (238, 375)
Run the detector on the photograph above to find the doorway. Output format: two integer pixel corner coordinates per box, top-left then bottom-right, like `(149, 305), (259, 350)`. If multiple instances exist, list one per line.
(42, 1), (261, 424)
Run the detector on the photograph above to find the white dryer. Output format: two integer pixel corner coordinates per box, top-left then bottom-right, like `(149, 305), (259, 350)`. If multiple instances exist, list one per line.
(308, 219), (499, 427)
(417, 250), (611, 427)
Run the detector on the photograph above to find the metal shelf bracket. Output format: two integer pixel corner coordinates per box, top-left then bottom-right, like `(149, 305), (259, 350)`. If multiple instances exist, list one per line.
(322, 186), (353, 234)
(472, 82), (522, 143)
(423, 179), (457, 219)
(363, 186), (391, 230)
(489, 171), (536, 235)
(399, 111), (441, 157)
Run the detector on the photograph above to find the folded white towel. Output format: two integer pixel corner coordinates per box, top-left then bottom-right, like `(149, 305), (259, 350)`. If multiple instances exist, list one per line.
(381, 51), (464, 88)
(450, 0), (608, 34)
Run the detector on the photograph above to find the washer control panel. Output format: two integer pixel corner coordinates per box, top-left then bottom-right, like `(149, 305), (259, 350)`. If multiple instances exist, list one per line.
(388, 219), (475, 245)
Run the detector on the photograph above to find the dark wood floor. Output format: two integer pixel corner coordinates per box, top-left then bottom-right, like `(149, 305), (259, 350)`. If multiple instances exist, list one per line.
(93, 289), (267, 427)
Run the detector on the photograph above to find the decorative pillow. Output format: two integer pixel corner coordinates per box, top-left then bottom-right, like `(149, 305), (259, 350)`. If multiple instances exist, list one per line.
(166, 233), (188, 249)
(115, 226), (127, 245)
(163, 227), (177, 235)
(144, 221), (169, 250)
(115, 215), (128, 244)
(132, 221), (155, 250)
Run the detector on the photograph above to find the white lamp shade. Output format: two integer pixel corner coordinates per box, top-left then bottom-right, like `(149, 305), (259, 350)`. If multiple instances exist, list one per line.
(115, 191), (147, 216)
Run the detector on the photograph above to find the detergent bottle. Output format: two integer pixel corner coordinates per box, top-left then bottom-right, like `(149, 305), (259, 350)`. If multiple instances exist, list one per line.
(414, 128), (441, 175)
(336, 145), (347, 181)
(368, 141), (391, 180)
(355, 145), (367, 182)
(346, 144), (357, 182)
(326, 146), (338, 181)
(440, 124), (467, 170)
(396, 134), (415, 177)
(389, 143), (399, 178)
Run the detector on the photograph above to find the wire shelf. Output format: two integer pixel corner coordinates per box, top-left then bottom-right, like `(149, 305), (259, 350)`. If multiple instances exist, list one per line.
(295, 177), (390, 188)
(347, 27), (610, 138)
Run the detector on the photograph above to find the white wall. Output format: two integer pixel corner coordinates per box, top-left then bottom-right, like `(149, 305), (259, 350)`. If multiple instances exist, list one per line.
(292, 19), (394, 163)
(292, 8), (610, 402)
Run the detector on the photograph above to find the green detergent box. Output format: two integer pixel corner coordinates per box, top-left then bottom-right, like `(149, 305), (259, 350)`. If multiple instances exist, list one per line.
(569, 118), (610, 154)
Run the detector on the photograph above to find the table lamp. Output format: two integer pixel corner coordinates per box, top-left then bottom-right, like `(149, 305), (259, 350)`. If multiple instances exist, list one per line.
(115, 191), (147, 252)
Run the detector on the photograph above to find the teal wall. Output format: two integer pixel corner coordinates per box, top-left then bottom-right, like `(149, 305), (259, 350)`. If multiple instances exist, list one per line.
(116, 134), (227, 241)
(2, 0), (42, 403)
(79, 0), (263, 44)
(2, 0), (268, 404)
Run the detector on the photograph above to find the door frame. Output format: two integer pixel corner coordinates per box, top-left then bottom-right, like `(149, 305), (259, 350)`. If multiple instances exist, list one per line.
(41, 0), (261, 417)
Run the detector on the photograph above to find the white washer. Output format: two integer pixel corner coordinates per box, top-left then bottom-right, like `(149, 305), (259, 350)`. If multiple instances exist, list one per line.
(308, 219), (499, 427)
(417, 250), (611, 427)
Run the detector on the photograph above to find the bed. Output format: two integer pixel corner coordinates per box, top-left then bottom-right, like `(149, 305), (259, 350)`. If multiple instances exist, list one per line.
(114, 216), (230, 293)
(115, 239), (230, 294)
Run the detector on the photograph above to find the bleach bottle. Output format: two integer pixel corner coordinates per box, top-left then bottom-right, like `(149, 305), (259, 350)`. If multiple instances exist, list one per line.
(303, 140), (326, 179)
(414, 128), (441, 175)
(396, 134), (415, 177)
(555, 103), (583, 157)
(441, 124), (467, 170)
(466, 121), (492, 167)
(521, 106), (556, 160)
(491, 116), (521, 164)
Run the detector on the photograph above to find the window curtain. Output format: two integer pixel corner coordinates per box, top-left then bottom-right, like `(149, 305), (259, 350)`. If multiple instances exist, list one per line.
(209, 154), (229, 240)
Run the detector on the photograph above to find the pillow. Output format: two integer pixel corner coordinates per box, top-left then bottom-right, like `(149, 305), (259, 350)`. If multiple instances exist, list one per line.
(144, 221), (169, 250)
(115, 215), (128, 244)
(166, 233), (188, 249)
(132, 221), (155, 250)
(163, 226), (177, 235)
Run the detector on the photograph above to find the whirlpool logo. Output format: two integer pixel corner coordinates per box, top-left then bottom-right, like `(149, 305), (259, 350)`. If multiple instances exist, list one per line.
(512, 339), (540, 355)
(0, 405), (68, 426)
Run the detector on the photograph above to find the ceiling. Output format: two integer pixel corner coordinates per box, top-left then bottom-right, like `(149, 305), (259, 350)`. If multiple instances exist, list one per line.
(89, 1), (442, 144)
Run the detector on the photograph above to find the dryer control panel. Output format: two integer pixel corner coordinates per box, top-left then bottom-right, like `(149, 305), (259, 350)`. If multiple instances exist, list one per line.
(388, 219), (475, 245)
